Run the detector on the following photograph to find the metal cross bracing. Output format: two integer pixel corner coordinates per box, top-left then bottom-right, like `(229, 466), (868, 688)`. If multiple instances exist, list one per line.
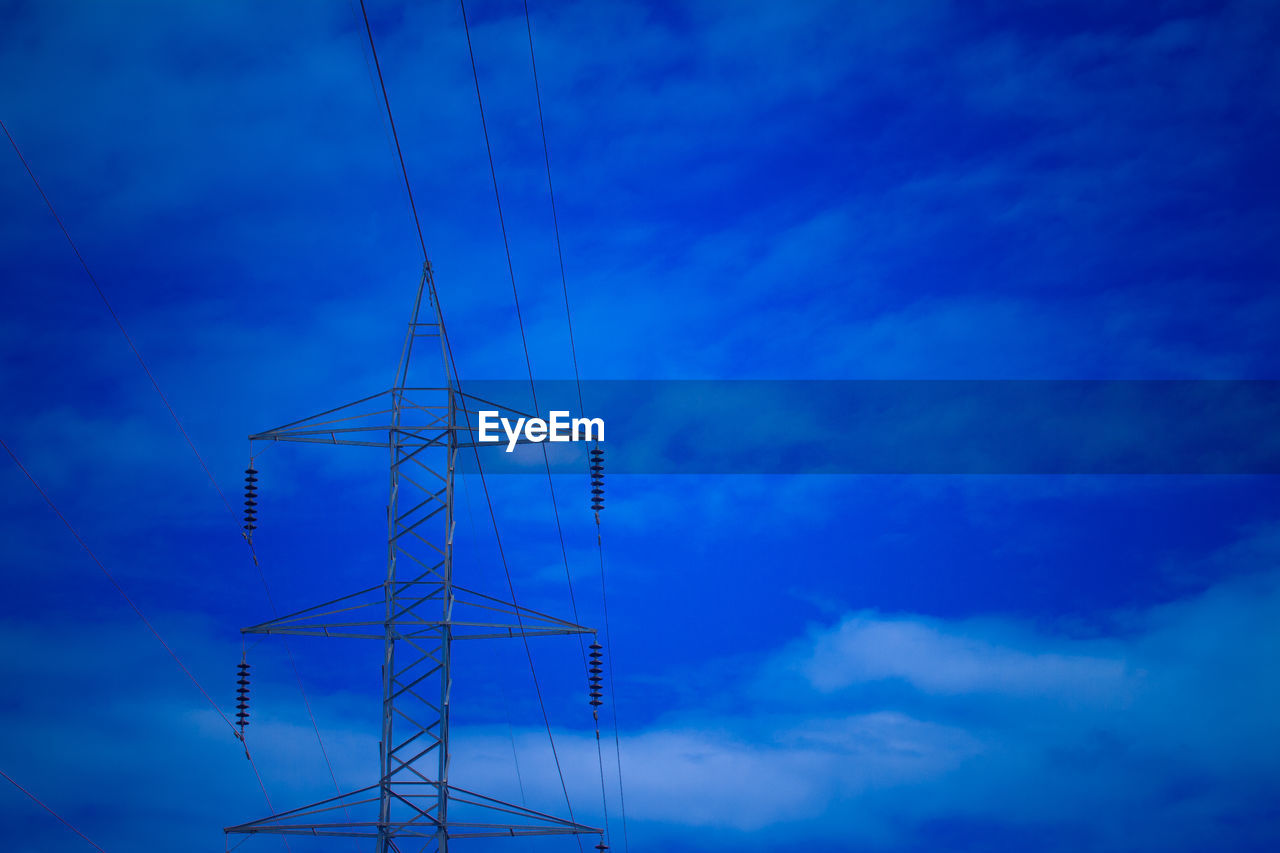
(225, 263), (602, 851)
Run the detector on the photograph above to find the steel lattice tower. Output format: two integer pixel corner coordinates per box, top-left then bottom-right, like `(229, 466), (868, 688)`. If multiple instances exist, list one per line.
(226, 264), (601, 851)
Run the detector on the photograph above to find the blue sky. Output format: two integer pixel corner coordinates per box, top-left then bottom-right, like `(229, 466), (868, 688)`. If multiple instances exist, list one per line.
(2, 0), (1279, 850)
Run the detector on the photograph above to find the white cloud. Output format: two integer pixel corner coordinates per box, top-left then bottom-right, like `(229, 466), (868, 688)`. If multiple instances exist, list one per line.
(448, 712), (980, 833)
(440, 566), (1280, 847)
(797, 612), (1129, 700)
(5, 564), (1279, 850)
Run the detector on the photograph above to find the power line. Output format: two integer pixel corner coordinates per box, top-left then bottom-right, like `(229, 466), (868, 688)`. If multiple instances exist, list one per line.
(521, 3), (631, 846)
(4, 115), (339, 824)
(522, 1), (585, 413)
(0, 436), (238, 737)
(594, 521), (630, 848)
(356, 0), (429, 261)
(357, 1), (583, 840)
(456, 2), (598, 844)
(251, 577), (349, 833)
(0, 767), (108, 853)
(454, 0), (590, 671)
(460, 474), (529, 804)
(0, 436), (286, 844)
(3, 117), (309, 845)
(0, 118), (234, 523)
(457, 393), (585, 848)
(241, 498), (348, 818)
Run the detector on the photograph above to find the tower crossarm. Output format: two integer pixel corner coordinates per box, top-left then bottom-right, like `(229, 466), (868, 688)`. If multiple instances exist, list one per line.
(225, 781), (600, 840)
(248, 389), (538, 449)
(242, 582), (593, 640)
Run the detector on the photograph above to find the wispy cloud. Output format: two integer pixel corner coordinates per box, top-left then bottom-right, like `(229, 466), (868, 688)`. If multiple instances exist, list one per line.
(796, 613), (1128, 699)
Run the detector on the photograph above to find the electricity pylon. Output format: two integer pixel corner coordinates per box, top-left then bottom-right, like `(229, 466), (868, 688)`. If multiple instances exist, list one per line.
(225, 263), (602, 851)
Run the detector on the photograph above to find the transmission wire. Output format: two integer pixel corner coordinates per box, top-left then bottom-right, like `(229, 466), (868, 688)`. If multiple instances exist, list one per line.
(2, 116), (335, 830)
(356, 0), (428, 263)
(0, 437), (286, 844)
(455, 2), (599, 843)
(521, 3), (630, 846)
(452, 0), (593, 727)
(0, 767), (108, 852)
(460, 473), (528, 804)
(0, 119), (232, 521)
(357, 2), (585, 842)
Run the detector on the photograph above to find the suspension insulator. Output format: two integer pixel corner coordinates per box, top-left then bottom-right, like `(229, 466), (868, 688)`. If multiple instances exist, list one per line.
(243, 467), (259, 537)
(589, 448), (604, 513)
(595, 842), (609, 852)
(236, 661), (251, 730)
(588, 642), (605, 708)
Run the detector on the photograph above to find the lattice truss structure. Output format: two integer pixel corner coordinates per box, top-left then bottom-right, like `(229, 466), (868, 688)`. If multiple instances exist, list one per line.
(226, 264), (601, 852)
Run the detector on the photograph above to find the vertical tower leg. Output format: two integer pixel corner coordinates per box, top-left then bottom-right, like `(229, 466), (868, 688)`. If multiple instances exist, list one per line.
(437, 384), (457, 851)
(379, 391), (401, 853)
